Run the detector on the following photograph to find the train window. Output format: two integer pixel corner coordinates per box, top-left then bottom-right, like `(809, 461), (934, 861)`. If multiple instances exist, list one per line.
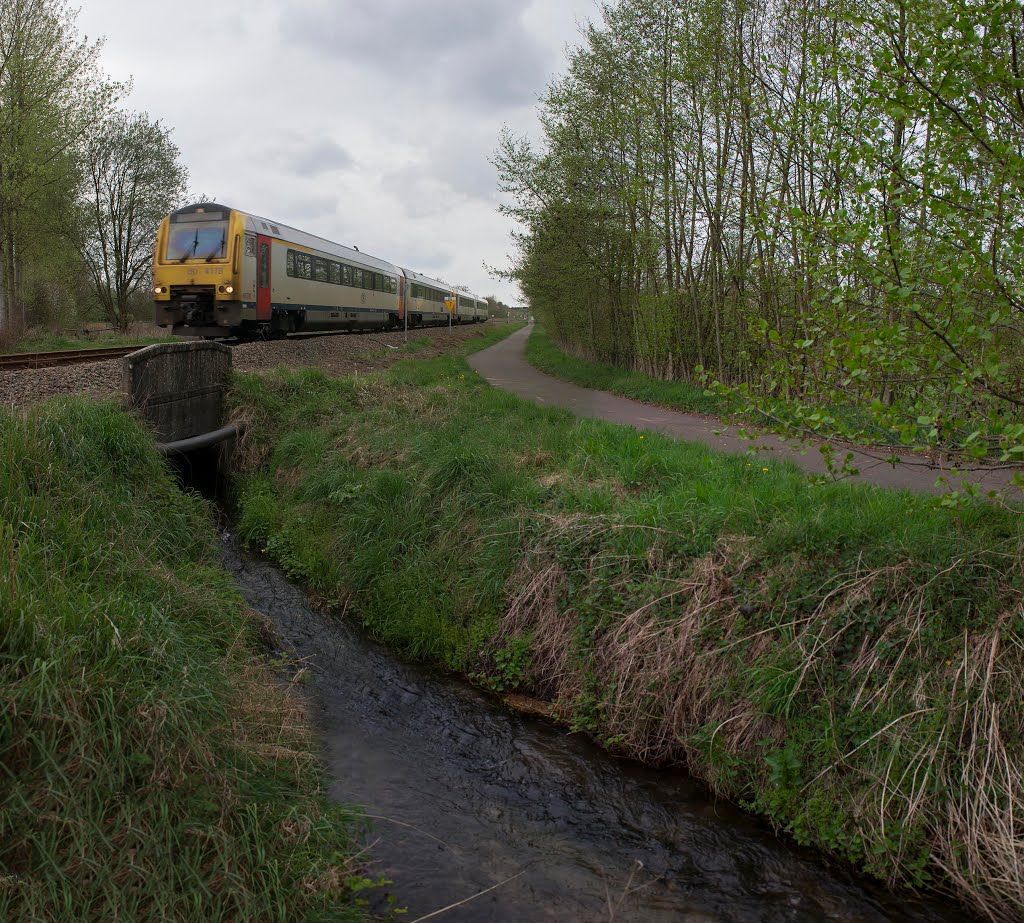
(330, 261), (341, 284)
(245, 235), (257, 257)
(286, 249), (295, 276)
(389, 277), (397, 294)
(342, 264), (353, 286)
(353, 268), (363, 288)
(314, 257), (328, 282)
(365, 272), (374, 290)
(296, 252), (312, 280)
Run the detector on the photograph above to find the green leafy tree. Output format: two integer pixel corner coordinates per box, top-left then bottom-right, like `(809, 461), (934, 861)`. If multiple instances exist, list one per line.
(497, 0), (1024, 486)
(0, 0), (120, 341)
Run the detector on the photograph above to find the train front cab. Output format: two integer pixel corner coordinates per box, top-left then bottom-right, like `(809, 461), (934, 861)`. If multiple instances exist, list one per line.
(154, 203), (245, 337)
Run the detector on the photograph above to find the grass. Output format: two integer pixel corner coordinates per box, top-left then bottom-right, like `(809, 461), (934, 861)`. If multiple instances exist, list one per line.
(3, 330), (177, 354)
(229, 347), (1024, 922)
(0, 399), (374, 922)
(525, 324), (722, 416)
(4, 329), (178, 354)
(524, 326), (978, 452)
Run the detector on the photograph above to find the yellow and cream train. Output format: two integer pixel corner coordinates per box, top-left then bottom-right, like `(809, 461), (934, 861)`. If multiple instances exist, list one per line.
(153, 203), (489, 338)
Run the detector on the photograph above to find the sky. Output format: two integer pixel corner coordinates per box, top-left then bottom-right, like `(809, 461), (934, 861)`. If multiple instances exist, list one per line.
(74, 0), (601, 305)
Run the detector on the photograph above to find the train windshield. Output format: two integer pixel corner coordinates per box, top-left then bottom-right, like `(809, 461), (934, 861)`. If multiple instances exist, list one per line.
(165, 220), (229, 261)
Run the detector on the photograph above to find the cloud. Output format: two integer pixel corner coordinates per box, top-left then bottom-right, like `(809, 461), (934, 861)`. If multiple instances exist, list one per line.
(279, 0), (550, 110)
(72, 0), (604, 305)
(276, 137), (354, 177)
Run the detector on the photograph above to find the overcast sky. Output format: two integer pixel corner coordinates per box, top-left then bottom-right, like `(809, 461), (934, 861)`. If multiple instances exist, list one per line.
(75, 0), (600, 305)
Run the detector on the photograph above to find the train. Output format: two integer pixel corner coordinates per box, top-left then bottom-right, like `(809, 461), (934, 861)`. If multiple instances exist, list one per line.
(152, 203), (489, 338)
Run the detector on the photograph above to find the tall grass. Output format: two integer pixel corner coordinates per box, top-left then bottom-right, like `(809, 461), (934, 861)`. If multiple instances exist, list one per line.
(524, 324), (722, 415)
(230, 352), (1024, 921)
(0, 399), (370, 922)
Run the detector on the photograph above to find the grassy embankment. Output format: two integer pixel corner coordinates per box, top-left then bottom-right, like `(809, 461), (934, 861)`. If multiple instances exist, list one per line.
(0, 399), (374, 922)
(230, 331), (1024, 922)
(3, 331), (178, 354)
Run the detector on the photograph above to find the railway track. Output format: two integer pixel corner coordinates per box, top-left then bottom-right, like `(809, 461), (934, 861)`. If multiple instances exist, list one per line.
(0, 345), (144, 371)
(1, 322), (495, 372)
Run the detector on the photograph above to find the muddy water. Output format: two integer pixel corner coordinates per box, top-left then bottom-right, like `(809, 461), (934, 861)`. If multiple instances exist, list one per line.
(223, 539), (965, 923)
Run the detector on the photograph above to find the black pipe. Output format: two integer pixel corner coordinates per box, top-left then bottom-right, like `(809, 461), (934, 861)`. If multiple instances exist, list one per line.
(158, 423), (239, 455)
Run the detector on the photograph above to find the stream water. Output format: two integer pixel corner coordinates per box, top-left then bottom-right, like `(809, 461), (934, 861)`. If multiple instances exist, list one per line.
(222, 537), (967, 923)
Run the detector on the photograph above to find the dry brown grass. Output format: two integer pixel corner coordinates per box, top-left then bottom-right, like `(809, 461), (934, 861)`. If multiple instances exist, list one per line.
(493, 511), (1024, 920)
(227, 403), (269, 473)
(934, 614), (1024, 922)
(498, 556), (576, 702)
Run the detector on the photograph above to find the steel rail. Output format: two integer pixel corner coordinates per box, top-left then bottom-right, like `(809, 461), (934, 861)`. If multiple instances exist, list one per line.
(0, 345), (144, 371)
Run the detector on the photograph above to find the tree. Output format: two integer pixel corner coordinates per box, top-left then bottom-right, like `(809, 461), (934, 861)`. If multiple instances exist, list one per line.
(80, 110), (188, 331)
(0, 0), (119, 341)
(497, 0), (1024, 478)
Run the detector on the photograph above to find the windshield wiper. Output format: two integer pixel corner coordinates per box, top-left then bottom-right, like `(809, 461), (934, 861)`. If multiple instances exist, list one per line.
(178, 230), (199, 262)
(204, 232), (226, 262)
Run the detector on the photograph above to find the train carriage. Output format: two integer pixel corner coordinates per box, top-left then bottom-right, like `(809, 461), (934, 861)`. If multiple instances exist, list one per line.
(154, 203), (469, 339)
(455, 292), (489, 324)
(400, 269), (455, 329)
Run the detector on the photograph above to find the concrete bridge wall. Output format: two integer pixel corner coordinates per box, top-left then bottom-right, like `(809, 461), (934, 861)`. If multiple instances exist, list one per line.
(123, 342), (232, 445)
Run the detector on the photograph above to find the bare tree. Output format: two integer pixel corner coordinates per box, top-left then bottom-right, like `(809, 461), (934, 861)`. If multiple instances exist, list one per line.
(80, 110), (187, 331)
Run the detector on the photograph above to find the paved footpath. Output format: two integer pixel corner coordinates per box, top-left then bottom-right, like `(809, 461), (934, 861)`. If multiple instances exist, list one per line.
(469, 325), (1020, 497)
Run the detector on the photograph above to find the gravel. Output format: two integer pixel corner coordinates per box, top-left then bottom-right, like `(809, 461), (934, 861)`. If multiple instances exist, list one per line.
(0, 321), (506, 408)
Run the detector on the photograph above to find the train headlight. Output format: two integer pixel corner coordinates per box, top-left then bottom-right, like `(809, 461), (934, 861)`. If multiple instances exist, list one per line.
(218, 284), (234, 294)
(154, 285), (166, 294)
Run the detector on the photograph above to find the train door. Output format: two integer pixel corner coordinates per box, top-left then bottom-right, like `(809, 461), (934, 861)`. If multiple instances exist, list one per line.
(256, 235), (272, 321)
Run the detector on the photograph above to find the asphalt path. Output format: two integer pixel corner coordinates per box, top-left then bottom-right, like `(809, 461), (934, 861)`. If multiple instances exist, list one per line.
(469, 325), (1020, 497)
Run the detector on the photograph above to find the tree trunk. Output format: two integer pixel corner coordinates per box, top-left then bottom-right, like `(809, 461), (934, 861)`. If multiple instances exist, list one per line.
(0, 230), (7, 343)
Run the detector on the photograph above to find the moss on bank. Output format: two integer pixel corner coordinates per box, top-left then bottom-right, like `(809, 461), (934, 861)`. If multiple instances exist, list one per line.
(0, 399), (371, 922)
(231, 350), (1024, 922)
